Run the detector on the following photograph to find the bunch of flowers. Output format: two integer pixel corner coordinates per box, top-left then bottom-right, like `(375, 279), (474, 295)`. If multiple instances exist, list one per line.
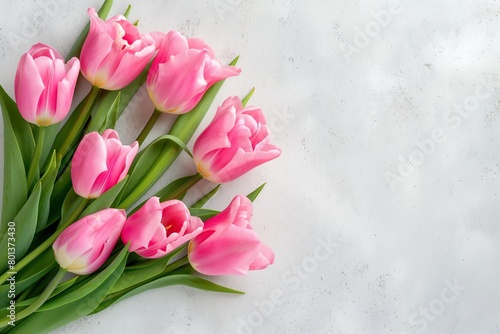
(0, 1), (280, 332)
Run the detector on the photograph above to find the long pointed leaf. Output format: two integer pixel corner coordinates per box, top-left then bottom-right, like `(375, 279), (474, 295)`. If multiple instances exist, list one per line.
(46, 167), (72, 227)
(0, 85), (35, 172)
(80, 176), (128, 218)
(188, 207), (220, 221)
(36, 152), (59, 232)
(0, 88), (28, 236)
(0, 183), (41, 272)
(191, 185), (220, 208)
(246, 183), (266, 202)
(109, 246), (185, 295)
(86, 91), (121, 133)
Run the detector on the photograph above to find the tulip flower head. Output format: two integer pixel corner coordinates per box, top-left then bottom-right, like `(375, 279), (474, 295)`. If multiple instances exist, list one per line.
(80, 8), (157, 90)
(193, 97), (281, 183)
(71, 129), (138, 199)
(147, 30), (241, 114)
(121, 197), (204, 259)
(53, 209), (127, 275)
(188, 195), (274, 276)
(14, 43), (80, 126)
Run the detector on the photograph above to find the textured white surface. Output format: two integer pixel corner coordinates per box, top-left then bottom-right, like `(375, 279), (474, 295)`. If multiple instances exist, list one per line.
(1, 0), (500, 333)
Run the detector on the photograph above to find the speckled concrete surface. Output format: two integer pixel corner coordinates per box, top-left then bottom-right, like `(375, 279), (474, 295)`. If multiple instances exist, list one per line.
(1, 0), (500, 333)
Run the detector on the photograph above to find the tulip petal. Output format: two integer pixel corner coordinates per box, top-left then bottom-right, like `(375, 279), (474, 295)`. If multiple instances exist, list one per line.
(55, 57), (80, 123)
(71, 132), (108, 198)
(122, 197), (164, 251)
(53, 209), (126, 275)
(214, 147), (281, 183)
(14, 53), (45, 124)
(193, 104), (236, 165)
(249, 242), (275, 270)
(188, 37), (215, 57)
(80, 8), (114, 83)
(151, 49), (208, 113)
(190, 224), (261, 276)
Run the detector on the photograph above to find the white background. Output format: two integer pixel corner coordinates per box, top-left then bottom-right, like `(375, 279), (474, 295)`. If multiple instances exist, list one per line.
(1, 0), (500, 333)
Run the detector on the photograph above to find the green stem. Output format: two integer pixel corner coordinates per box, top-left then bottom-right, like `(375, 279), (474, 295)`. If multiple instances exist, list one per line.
(0, 198), (89, 286)
(57, 85), (100, 158)
(0, 268), (66, 328)
(136, 109), (161, 146)
(159, 173), (203, 202)
(26, 126), (46, 189)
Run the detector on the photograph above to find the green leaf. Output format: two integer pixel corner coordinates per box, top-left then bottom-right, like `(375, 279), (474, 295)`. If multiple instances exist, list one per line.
(116, 66), (149, 119)
(154, 175), (193, 201)
(157, 134), (193, 158)
(108, 246), (184, 295)
(36, 152), (60, 232)
(188, 207), (220, 221)
(191, 185), (220, 208)
(10, 247), (128, 334)
(156, 173), (202, 203)
(37, 246), (129, 312)
(86, 91), (121, 133)
(103, 93), (120, 130)
(46, 167), (72, 227)
(111, 274), (243, 307)
(126, 175), (193, 213)
(65, 0), (114, 60)
(0, 85), (35, 172)
(93, 272), (242, 315)
(59, 188), (86, 228)
(241, 87), (255, 107)
(118, 56), (240, 209)
(123, 4), (132, 18)
(115, 136), (179, 207)
(14, 276), (79, 309)
(0, 248), (56, 308)
(246, 183), (266, 202)
(0, 87), (28, 238)
(80, 176), (128, 218)
(0, 184), (41, 272)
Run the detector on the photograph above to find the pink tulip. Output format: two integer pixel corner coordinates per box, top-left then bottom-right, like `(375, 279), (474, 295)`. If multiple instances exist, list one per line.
(193, 97), (281, 183)
(146, 30), (241, 114)
(71, 129), (138, 199)
(53, 209), (126, 275)
(188, 195), (274, 275)
(80, 8), (157, 90)
(14, 43), (80, 126)
(121, 197), (203, 259)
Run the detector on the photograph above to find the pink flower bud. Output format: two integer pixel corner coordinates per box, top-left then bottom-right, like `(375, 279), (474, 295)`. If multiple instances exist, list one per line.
(188, 195), (274, 276)
(14, 43), (80, 126)
(147, 30), (241, 114)
(80, 8), (157, 90)
(193, 97), (281, 183)
(121, 197), (203, 259)
(71, 129), (138, 199)
(53, 209), (127, 275)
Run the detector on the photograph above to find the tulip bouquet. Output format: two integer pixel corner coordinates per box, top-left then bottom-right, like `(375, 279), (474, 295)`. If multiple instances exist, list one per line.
(0, 1), (281, 332)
